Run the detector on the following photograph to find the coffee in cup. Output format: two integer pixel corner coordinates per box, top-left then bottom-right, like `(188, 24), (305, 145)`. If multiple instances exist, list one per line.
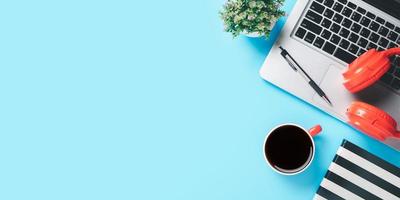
(263, 123), (321, 175)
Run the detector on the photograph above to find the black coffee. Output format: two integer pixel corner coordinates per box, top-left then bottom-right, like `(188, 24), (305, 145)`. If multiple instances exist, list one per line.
(265, 125), (313, 173)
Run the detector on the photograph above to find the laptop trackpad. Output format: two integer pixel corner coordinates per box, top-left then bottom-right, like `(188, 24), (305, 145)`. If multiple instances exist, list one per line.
(313, 65), (400, 150)
(312, 65), (356, 120)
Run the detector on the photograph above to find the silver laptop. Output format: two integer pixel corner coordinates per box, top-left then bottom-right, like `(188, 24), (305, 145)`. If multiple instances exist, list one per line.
(260, 0), (400, 150)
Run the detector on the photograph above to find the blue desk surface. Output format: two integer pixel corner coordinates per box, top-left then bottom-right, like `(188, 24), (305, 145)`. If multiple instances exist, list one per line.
(0, 0), (398, 199)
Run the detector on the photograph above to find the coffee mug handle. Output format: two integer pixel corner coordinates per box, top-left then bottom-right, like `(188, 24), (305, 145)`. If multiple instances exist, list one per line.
(309, 125), (322, 137)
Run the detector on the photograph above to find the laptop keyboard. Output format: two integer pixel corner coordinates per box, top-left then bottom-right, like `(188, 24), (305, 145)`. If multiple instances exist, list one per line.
(294, 0), (400, 91)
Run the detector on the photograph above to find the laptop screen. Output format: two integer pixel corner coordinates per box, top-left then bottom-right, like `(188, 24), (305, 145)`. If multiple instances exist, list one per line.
(362, 0), (400, 20)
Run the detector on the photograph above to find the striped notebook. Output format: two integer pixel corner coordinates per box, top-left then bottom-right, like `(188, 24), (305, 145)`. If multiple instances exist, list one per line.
(314, 140), (400, 200)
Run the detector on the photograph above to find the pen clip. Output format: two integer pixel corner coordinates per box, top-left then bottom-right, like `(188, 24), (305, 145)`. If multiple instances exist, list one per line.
(284, 57), (298, 71)
(279, 46), (298, 71)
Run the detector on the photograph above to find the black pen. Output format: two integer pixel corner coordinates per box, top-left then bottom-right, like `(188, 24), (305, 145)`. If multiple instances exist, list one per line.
(279, 46), (332, 106)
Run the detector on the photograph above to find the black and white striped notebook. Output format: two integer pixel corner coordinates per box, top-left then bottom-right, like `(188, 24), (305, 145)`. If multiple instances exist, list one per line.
(314, 140), (400, 200)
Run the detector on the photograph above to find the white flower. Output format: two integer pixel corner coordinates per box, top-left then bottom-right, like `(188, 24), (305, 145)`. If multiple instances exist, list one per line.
(249, 1), (256, 8)
(247, 14), (256, 20)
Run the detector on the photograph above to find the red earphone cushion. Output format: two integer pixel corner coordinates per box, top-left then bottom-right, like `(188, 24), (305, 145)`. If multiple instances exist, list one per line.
(343, 49), (391, 93)
(346, 101), (397, 140)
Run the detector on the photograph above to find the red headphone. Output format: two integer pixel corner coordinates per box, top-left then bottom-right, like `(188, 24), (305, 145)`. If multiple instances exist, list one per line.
(343, 47), (400, 141)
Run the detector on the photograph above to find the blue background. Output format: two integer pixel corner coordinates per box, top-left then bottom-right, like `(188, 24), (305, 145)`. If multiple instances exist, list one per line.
(0, 0), (398, 199)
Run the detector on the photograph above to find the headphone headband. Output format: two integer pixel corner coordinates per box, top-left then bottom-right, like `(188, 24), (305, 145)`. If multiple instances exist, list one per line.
(384, 47), (400, 57)
(342, 48), (400, 93)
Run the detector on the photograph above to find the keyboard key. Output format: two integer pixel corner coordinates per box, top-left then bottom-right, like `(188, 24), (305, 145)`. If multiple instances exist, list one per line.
(310, 2), (325, 14)
(330, 34), (341, 44)
(393, 67), (400, 78)
(378, 37), (389, 48)
(378, 26), (389, 37)
(390, 56), (399, 65)
(350, 23), (361, 33)
(360, 28), (371, 38)
(342, 18), (352, 28)
(385, 22), (395, 30)
(395, 68), (400, 78)
(321, 29), (332, 40)
(356, 7), (366, 14)
(348, 44), (359, 54)
(369, 21), (380, 32)
(395, 27), (400, 34)
(322, 19), (332, 28)
(381, 73), (393, 85)
(376, 16), (385, 24)
(342, 7), (352, 17)
(349, 33), (359, 43)
(357, 49), (366, 56)
(389, 42), (397, 48)
(351, 12), (361, 22)
(313, 37), (325, 48)
(315, 0), (324, 3)
(360, 17), (371, 27)
(391, 78), (400, 90)
(393, 56), (400, 67)
(337, 0), (347, 4)
(305, 32), (316, 43)
(323, 0), (334, 7)
(301, 19), (323, 35)
(378, 47), (385, 51)
(339, 28), (350, 38)
(394, 69), (400, 80)
(389, 64), (396, 73)
(347, 2), (357, 9)
(388, 31), (399, 42)
(369, 32), (380, 43)
(333, 13), (344, 24)
(330, 23), (341, 33)
(334, 47), (357, 63)
(306, 10), (323, 24)
(323, 41), (336, 54)
(366, 12), (376, 20)
(357, 37), (368, 48)
(295, 27), (307, 39)
(339, 39), (350, 49)
(323, 8), (334, 19)
(393, 56), (400, 65)
(333, 2), (344, 12)
(367, 42), (377, 49)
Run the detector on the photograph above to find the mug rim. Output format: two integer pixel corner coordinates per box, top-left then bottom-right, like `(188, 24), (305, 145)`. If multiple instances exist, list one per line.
(263, 123), (316, 176)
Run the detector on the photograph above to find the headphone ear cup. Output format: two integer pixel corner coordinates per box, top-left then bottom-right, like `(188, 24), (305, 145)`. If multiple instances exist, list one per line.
(343, 49), (391, 93)
(346, 101), (397, 141)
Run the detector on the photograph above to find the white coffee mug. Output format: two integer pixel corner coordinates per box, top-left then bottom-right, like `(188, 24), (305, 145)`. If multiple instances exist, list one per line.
(263, 123), (322, 175)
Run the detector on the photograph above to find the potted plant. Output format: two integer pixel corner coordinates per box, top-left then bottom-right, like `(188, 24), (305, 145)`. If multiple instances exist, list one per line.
(220, 0), (285, 38)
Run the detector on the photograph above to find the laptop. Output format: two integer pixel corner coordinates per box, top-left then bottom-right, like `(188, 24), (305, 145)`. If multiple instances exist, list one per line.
(260, 0), (400, 150)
